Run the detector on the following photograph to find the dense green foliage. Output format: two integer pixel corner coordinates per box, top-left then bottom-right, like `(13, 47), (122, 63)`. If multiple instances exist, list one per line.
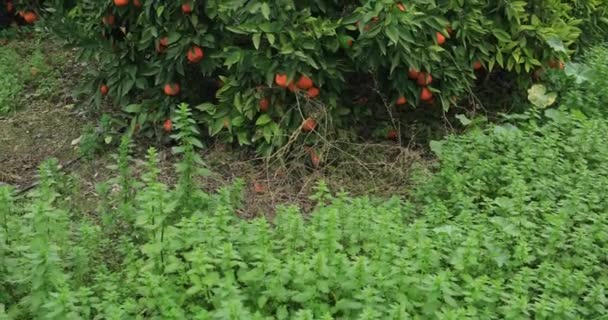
(553, 45), (608, 118)
(2, 101), (608, 318)
(37, 0), (608, 154)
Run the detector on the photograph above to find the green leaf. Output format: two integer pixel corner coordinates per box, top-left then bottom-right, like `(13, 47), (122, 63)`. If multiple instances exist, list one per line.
(430, 140), (444, 156)
(156, 5), (165, 17)
(527, 84), (557, 108)
(237, 131), (251, 145)
(546, 36), (566, 53)
(123, 104), (141, 113)
(385, 25), (399, 45)
(261, 3), (271, 20)
(195, 103), (216, 114)
(252, 33), (261, 50)
(168, 32), (181, 45)
(455, 114), (472, 126)
(224, 50), (242, 67)
(231, 116), (245, 127)
(564, 62), (591, 84)
(266, 33), (276, 45)
(493, 29), (511, 42)
(255, 114), (272, 126)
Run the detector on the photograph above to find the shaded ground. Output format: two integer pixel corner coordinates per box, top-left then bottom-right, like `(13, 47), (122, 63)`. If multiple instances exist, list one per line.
(1, 31), (427, 216)
(0, 104), (83, 185)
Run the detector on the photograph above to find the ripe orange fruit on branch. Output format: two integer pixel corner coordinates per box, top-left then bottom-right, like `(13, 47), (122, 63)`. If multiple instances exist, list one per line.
(549, 59), (565, 70)
(436, 32), (446, 45)
(473, 61), (483, 70)
(447, 25), (454, 35)
(259, 98), (270, 112)
(182, 3), (192, 14)
(287, 82), (298, 92)
(187, 46), (204, 63)
(397, 3), (406, 12)
(420, 87), (433, 101)
(163, 83), (180, 96)
(387, 129), (398, 140)
(275, 74), (288, 88)
(356, 97), (369, 105)
(114, 0), (129, 7)
(102, 15), (115, 26)
(309, 149), (321, 168)
(253, 182), (267, 194)
(417, 72), (432, 86)
(133, 0), (142, 8)
(159, 37), (169, 47)
(6, 2), (13, 13)
(163, 119), (172, 132)
(396, 96), (407, 105)
(23, 11), (38, 24)
(156, 37), (169, 53)
(100, 84), (109, 96)
(307, 87), (320, 98)
(296, 75), (313, 90)
(408, 68), (419, 80)
(302, 118), (317, 132)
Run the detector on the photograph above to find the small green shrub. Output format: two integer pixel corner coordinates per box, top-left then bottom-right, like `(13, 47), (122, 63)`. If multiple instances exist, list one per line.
(553, 45), (608, 118)
(2, 102), (608, 318)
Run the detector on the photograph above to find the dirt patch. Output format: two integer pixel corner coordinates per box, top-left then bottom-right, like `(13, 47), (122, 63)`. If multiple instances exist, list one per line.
(193, 140), (426, 218)
(0, 104), (84, 187)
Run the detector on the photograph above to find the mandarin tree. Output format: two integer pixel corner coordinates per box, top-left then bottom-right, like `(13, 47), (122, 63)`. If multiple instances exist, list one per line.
(46, 0), (608, 154)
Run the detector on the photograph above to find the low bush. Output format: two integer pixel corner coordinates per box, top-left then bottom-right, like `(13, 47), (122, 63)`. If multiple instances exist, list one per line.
(547, 45), (608, 118)
(1, 100), (607, 318)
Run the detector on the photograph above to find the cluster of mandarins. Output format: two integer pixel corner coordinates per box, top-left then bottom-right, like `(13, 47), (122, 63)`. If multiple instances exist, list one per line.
(273, 74), (320, 133)
(1, 1), (38, 29)
(99, 0), (203, 111)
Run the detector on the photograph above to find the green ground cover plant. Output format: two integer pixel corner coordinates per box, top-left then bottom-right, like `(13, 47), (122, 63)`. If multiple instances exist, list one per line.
(0, 37), (51, 115)
(0, 47), (23, 114)
(551, 45), (608, 118)
(1, 99), (607, 318)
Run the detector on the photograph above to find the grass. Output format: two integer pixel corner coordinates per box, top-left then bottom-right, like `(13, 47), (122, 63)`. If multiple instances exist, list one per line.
(0, 32), (56, 115)
(0, 44), (26, 115)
